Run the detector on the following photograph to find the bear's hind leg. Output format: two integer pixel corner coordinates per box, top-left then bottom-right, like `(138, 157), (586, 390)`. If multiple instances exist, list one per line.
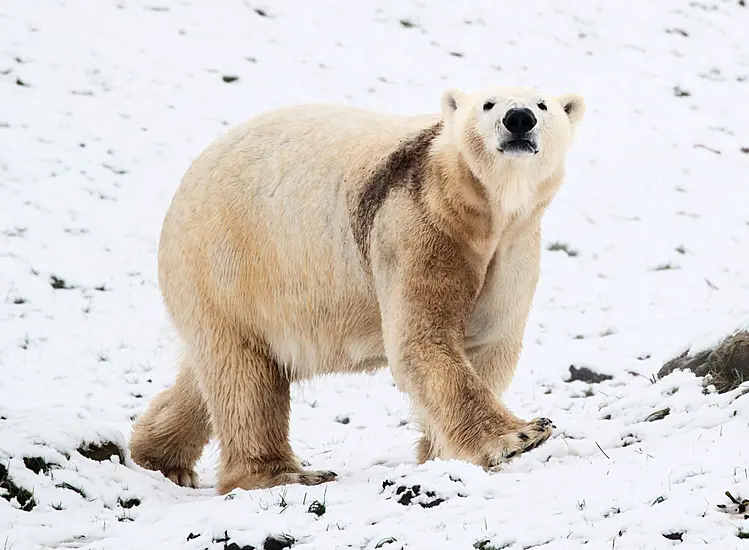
(129, 357), (211, 488)
(196, 329), (336, 494)
(416, 433), (437, 464)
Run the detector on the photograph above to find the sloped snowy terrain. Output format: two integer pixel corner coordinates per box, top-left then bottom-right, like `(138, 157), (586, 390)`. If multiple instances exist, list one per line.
(2, 0), (749, 548)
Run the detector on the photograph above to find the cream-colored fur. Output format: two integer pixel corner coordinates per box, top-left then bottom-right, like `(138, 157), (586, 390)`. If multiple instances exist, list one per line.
(129, 85), (586, 494)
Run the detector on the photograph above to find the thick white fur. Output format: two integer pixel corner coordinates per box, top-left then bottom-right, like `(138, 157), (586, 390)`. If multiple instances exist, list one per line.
(441, 86), (585, 216)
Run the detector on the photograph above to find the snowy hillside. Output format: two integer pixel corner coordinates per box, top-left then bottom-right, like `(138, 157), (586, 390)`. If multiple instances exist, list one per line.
(2, 0), (749, 548)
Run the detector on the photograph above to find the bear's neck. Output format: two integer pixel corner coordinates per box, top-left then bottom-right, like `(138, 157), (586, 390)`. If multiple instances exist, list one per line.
(423, 140), (565, 262)
(422, 146), (495, 257)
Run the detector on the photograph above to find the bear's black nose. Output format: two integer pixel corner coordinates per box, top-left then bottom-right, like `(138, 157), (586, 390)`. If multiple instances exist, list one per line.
(503, 107), (537, 134)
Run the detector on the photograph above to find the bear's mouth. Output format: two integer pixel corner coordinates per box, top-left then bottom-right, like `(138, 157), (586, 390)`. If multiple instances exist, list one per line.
(499, 138), (539, 155)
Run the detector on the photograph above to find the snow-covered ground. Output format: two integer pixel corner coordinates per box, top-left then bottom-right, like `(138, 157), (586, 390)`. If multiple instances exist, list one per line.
(2, 0), (749, 548)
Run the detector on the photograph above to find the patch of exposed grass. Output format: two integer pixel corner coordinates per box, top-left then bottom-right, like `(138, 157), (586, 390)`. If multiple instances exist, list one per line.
(23, 456), (52, 474)
(645, 408), (670, 422)
(118, 497), (141, 509)
(718, 490), (749, 518)
(57, 482), (87, 499)
(49, 275), (74, 289)
(567, 365), (613, 384)
(77, 441), (125, 463)
(263, 535), (294, 550)
(659, 332), (749, 394)
(621, 433), (642, 447)
(0, 463), (36, 511)
(650, 262), (678, 271)
(276, 489), (288, 509)
(307, 499), (325, 517)
(547, 241), (579, 257)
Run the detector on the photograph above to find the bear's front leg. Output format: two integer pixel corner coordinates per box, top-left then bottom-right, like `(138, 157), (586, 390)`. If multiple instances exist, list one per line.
(464, 342), (554, 469)
(372, 228), (553, 471)
(390, 323), (554, 469)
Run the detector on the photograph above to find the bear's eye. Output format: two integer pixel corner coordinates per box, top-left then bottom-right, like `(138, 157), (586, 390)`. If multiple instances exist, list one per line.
(537, 102), (547, 111)
(482, 101), (495, 111)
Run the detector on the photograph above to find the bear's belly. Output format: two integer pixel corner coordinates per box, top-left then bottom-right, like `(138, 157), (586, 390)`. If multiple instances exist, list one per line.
(262, 295), (508, 380)
(255, 290), (388, 379)
(268, 331), (388, 379)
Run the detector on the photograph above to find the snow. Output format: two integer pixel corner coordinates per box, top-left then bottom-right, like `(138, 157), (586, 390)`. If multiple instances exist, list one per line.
(679, 315), (749, 358)
(2, 0), (749, 548)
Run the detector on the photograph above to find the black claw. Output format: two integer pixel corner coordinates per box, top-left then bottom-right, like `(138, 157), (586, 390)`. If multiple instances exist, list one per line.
(518, 432), (530, 441)
(505, 450), (518, 459)
(535, 418), (553, 430)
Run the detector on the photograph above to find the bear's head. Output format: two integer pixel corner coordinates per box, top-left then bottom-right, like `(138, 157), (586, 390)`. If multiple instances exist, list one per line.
(440, 85), (585, 197)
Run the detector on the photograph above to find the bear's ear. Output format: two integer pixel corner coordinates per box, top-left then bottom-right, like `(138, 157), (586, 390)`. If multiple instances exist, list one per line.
(440, 88), (466, 121)
(557, 93), (586, 127)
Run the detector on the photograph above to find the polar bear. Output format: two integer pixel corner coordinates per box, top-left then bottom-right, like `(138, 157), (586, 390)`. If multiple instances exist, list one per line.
(129, 85), (586, 494)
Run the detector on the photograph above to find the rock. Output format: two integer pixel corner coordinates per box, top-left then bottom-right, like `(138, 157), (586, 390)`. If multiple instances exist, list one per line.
(264, 535), (294, 550)
(78, 441), (125, 463)
(567, 365), (613, 384)
(658, 331), (749, 393)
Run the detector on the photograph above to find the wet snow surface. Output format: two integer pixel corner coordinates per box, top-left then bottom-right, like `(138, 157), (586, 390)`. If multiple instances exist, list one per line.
(2, 0), (749, 548)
